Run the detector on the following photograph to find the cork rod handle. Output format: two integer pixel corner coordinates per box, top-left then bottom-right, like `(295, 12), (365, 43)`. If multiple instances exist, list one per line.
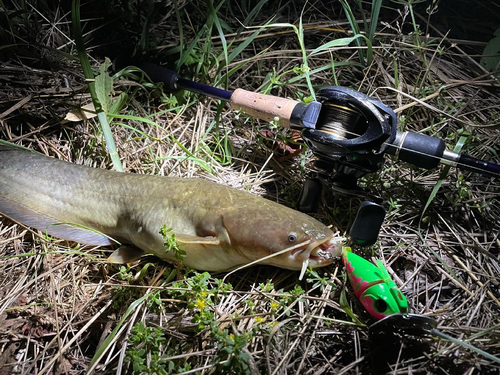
(230, 89), (299, 128)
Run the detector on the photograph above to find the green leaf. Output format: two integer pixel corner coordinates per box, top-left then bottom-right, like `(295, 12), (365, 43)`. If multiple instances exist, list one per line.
(308, 36), (365, 57)
(368, 0), (383, 42)
(481, 28), (500, 72)
(95, 57), (114, 113)
(108, 92), (128, 116)
(72, 0), (123, 172)
(207, 0), (229, 84)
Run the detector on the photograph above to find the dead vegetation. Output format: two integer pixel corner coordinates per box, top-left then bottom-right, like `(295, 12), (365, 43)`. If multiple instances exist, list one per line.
(1, 0), (499, 374)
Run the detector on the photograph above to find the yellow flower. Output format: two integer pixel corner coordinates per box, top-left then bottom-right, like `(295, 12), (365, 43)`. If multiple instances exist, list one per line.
(195, 298), (206, 310)
(270, 301), (280, 311)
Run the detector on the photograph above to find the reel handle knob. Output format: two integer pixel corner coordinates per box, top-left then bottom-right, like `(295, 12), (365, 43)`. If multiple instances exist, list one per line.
(297, 178), (322, 213)
(350, 201), (386, 247)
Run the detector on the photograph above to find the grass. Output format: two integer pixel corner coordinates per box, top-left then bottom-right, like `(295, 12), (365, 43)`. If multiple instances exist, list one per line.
(1, 0), (500, 374)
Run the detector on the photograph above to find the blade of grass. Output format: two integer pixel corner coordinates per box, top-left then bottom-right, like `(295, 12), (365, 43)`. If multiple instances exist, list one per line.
(297, 3), (315, 100)
(216, 26), (266, 85)
(71, 0), (123, 171)
(245, 20), (316, 98)
(419, 135), (467, 223)
(109, 113), (216, 174)
(307, 35), (370, 57)
(241, 0), (268, 26)
(368, 0), (383, 42)
(339, 0), (366, 65)
(339, 286), (365, 325)
(207, 0), (229, 86)
(89, 294), (149, 368)
(137, 0), (156, 56)
(175, 0), (184, 65)
(153, 155), (214, 174)
(431, 328), (500, 365)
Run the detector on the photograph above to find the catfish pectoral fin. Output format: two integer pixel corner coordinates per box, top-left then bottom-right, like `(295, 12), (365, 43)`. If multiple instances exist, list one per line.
(175, 234), (220, 245)
(107, 246), (145, 264)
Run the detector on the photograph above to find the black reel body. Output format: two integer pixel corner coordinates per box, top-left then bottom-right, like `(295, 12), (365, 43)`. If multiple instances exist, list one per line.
(302, 87), (397, 182)
(298, 87), (397, 246)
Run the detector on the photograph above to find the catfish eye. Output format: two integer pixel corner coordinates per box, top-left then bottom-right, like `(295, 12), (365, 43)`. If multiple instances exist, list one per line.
(375, 299), (388, 313)
(288, 232), (297, 242)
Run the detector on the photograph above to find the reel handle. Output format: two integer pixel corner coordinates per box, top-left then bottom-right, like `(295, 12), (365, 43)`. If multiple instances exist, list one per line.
(350, 201), (386, 247)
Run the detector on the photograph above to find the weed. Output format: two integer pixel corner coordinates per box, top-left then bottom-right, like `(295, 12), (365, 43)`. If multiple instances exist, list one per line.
(110, 266), (141, 309)
(146, 289), (164, 312)
(213, 331), (253, 374)
(339, 0), (381, 65)
(306, 268), (337, 292)
(387, 197), (402, 215)
(444, 175), (472, 205)
(164, 271), (257, 372)
(125, 321), (192, 374)
(160, 225), (187, 263)
(391, 0), (427, 48)
(117, 265), (134, 282)
(72, 1), (123, 171)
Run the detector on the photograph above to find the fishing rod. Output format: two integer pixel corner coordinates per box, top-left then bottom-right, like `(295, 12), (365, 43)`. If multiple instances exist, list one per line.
(137, 62), (500, 245)
(138, 62), (500, 179)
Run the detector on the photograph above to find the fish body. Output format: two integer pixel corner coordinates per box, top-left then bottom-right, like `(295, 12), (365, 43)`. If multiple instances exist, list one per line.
(0, 145), (342, 271)
(342, 247), (408, 319)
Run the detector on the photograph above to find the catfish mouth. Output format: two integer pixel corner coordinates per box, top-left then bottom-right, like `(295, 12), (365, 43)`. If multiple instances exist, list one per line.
(291, 236), (342, 264)
(290, 235), (343, 280)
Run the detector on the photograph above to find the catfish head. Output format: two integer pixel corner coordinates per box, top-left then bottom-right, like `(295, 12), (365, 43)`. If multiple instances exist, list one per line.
(221, 202), (343, 271)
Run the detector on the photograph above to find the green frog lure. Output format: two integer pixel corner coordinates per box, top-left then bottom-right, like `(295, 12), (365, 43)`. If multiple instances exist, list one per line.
(342, 247), (408, 320)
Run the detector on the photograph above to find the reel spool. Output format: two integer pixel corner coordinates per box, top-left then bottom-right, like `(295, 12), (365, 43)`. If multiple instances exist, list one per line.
(301, 87), (397, 183)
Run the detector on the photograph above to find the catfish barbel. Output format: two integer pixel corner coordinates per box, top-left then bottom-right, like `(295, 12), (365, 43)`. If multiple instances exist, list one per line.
(0, 144), (342, 272)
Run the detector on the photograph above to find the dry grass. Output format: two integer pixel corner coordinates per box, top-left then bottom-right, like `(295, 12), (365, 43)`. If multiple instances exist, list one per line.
(1, 0), (499, 374)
